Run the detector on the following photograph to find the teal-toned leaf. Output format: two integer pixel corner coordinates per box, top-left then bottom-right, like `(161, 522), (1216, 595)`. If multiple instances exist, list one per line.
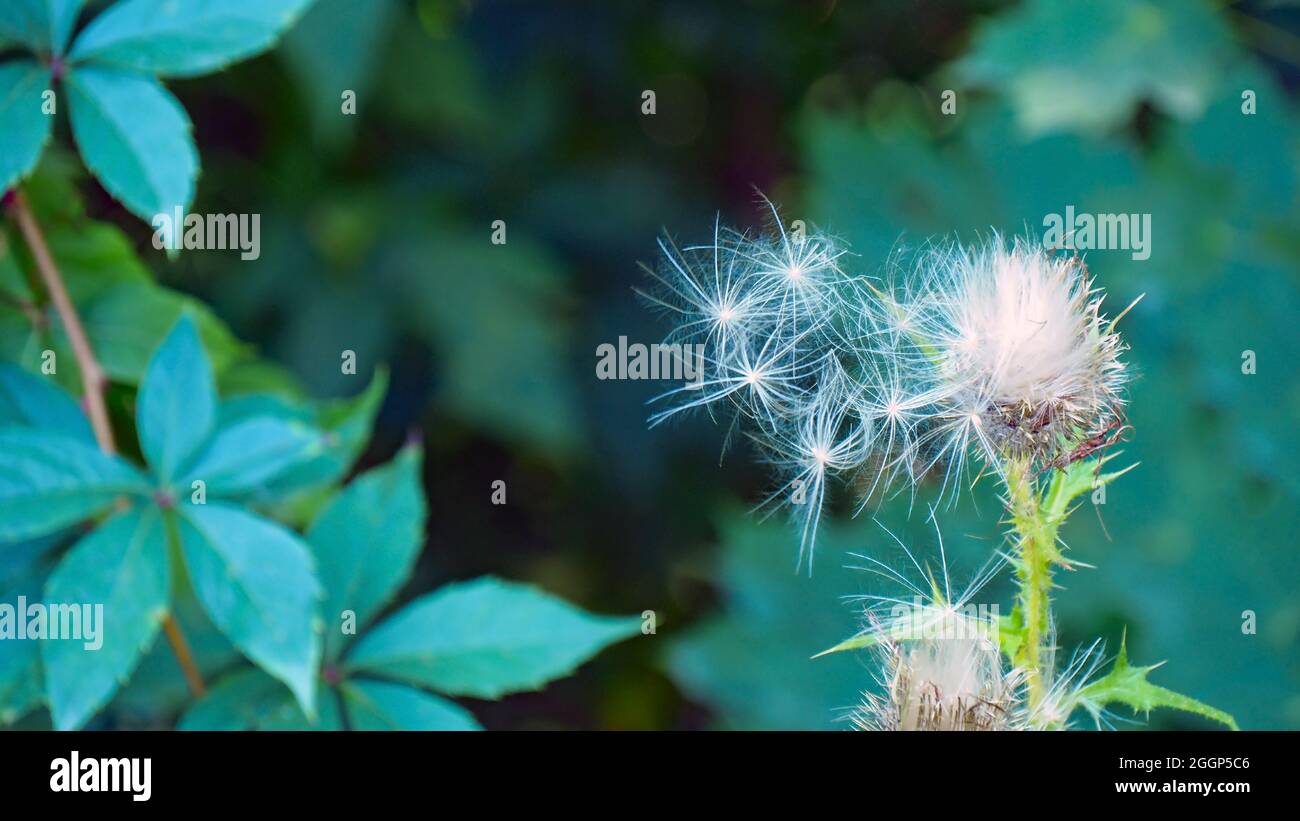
(1073, 635), (1238, 730)
(0, 363), (94, 443)
(0, 60), (54, 194)
(0, 2), (48, 50)
(954, 0), (1235, 135)
(175, 503), (321, 716)
(342, 680), (480, 731)
(0, 429), (149, 541)
(0, 0), (86, 53)
(65, 66), (197, 223)
(268, 367), (387, 495)
(346, 577), (639, 698)
(307, 446), (424, 660)
(182, 416), (325, 499)
(136, 314), (215, 483)
(69, 0), (316, 78)
(0, 559), (48, 725)
(179, 667), (340, 730)
(41, 505), (170, 730)
(45, 0), (87, 54)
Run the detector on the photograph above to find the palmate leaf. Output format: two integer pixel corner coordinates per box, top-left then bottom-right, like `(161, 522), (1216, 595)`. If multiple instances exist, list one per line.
(135, 314), (215, 483)
(175, 503), (322, 717)
(1073, 635), (1238, 730)
(68, 0), (317, 78)
(41, 505), (170, 730)
(345, 577), (639, 699)
(0, 429), (149, 542)
(306, 446), (425, 661)
(64, 66), (197, 223)
(0, 60), (54, 194)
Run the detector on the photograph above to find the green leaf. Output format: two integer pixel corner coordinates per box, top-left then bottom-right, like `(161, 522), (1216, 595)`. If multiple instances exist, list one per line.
(136, 314), (215, 483)
(41, 505), (170, 730)
(342, 680), (480, 731)
(307, 446), (424, 661)
(281, 0), (400, 146)
(1041, 452), (1138, 527)
(954, 0), (1235, 135)
(69, 0), (316, 78)
(109, 580), (237, 721)
(0, 2), (47, 50)
(182, 416), (325, 499)
(79, 281), (248, 384)
(179, 667), (340, 730)
(65, 66), (197, 223)
(175, 503), (322, 716)
(0, 363), (94, 443)
(0, 60), (54, 194)
(0, 1), (85, 54)
(212, 370), (387, 520)
(1073, 635), (1238, 730)
(0, 559), (48, 726)
(346, 577), (639, 699)
(0, 429), (149, 541)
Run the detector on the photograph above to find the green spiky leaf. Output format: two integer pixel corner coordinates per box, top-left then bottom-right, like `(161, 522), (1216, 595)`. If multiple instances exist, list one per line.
(1074, 634), (1238, 730)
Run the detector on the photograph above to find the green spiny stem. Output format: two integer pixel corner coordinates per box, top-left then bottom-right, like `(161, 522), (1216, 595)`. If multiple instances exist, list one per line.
(1006, 457), (1058, 715)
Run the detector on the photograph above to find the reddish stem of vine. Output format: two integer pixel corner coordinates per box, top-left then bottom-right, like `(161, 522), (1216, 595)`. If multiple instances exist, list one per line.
(5, 189), (207, 699)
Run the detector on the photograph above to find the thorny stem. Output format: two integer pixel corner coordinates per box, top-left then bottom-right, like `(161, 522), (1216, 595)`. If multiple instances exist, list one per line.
(5, 189), (207, 699)
(1007, 457), (1054, 717)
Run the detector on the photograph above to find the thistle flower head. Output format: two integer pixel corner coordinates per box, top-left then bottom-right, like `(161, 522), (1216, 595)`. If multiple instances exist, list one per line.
(845, 519), (1025, 731)
(911, 236), (1130, 468)
(856, 631), (1024, 731)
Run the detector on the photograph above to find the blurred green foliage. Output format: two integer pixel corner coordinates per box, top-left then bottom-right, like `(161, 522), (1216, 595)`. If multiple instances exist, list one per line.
(4, 0), (1296, 729)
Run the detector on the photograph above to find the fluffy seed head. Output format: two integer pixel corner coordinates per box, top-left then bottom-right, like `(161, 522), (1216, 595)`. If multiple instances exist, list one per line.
(643, 207), (1133, 563)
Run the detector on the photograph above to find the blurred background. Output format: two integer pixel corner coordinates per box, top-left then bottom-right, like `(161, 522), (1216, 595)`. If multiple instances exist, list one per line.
(58, 0), (1300, 729)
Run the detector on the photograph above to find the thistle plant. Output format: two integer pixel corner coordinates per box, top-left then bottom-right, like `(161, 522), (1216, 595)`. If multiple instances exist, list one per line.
(645, 203), (1236, 730)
